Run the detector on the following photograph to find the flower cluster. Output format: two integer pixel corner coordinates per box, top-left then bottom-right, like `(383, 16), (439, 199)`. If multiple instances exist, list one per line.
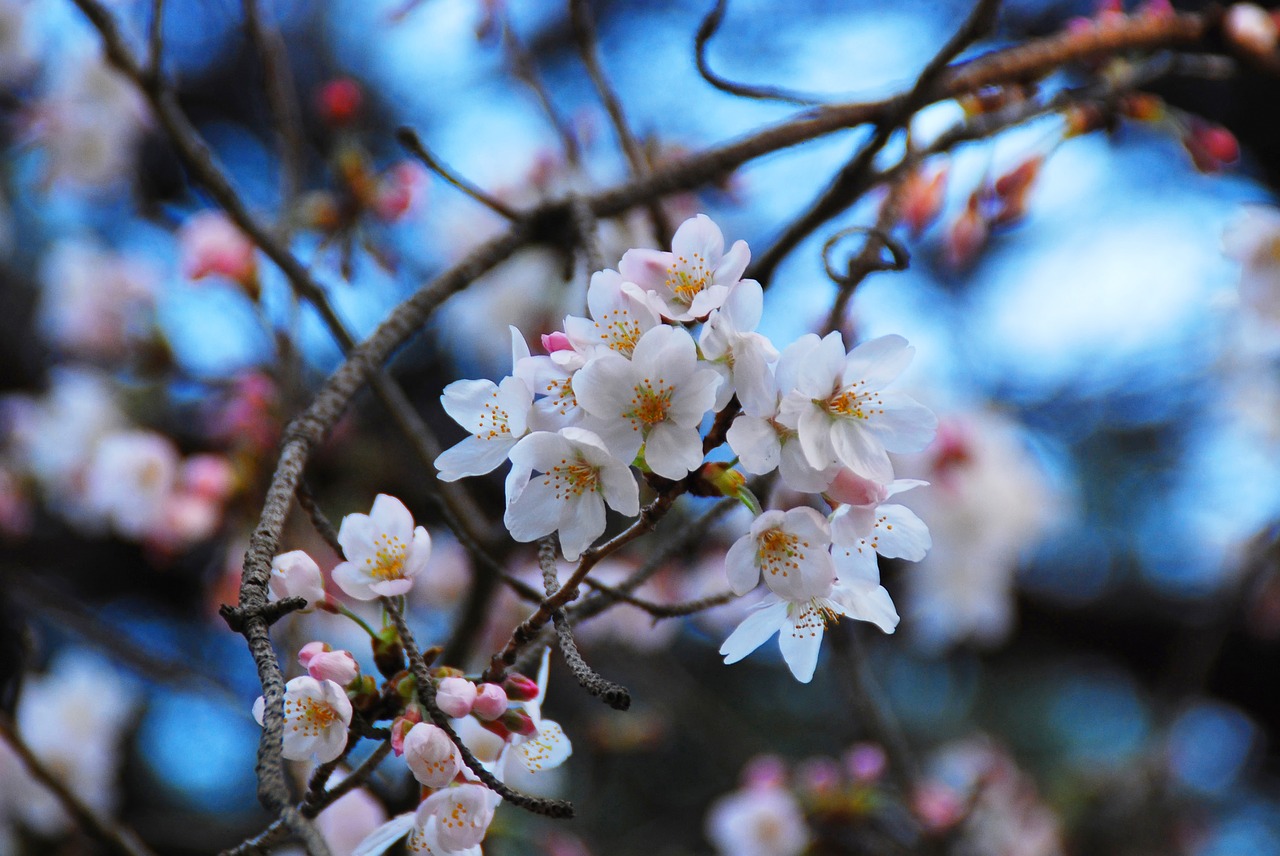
(436, 214), (937, 682)
(260, 495), (573, 856)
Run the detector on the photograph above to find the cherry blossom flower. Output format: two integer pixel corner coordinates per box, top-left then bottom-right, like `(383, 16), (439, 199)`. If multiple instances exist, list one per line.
(706, 778), (809, 856)
(252, 676), (353, 763)
(511, 328), (585, 431)
(404, 723), (463, 788)
(503, 427), (639, 561)
(563, 268), (660, 360)
(899, 414), (1058, 651)
(435, 375), (532, 481)
(37, 240), (155, 361)
(418, 785), (498, 852)
(180, 210), (258, 285)
(720, 567), (898, 683)
(726, 335), (838, 493)
(332, 494), (432, 599)
(725, 507), (835, 600)
(698, 279), (780, 416)
(572, 324), (721, 479)
(270, 550), (327, 609)
(827, 473), (930, 547)
(778, 332), (936, 483)
(0, 652), (137, 837)
(620, 213), (749, 321)
(83, 429), (179, 540)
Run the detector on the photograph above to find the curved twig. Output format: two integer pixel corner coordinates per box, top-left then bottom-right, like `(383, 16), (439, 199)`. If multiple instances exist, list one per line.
(695, 0), (824, 106)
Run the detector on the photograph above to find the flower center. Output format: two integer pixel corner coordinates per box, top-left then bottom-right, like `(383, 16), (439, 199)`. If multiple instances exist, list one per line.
(475, 390), (511, 440)
(790, 599), (840, 636)
(543, 377), (577, 416)
(665, 253), (711, 306)
(758, 528), (809, 581)
(594, 309), (643, 357)
(823, 379), (884, 421)
(543, 456), (599, 500)
(286, 696), (340, 735)
(624, 377), (673, 428)
(365, 532), (407, 581)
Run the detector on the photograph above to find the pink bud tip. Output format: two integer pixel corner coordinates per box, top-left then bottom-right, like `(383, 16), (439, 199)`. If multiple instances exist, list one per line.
(541, 331), (574, 353)
(472, 684), (509, 721)
(318, 78), (362, 126)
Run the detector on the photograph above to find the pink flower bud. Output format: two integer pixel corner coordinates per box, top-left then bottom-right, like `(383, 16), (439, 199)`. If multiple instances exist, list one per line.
(541, 331), (573, 353)
(269, 550), (326, 609)
(1183, 120), (1240, 173)
(390, 708), (423, 756)
(317, 77), (362, 126)
(403, 722), (462, 788)
(900, 165), (947, 238)
(498, 707), (537, 737)
(180, 210), (258, 287)
(307, 650), (359, 686)
(471, 684), (508, 721)
(297, 641), (331, 668)
(502, 672), (539, 702)
(435, 677), (477, 718)
(825, 469), (890, 508)
(944, 194), (989, 269)
(373, 162), (427, 222)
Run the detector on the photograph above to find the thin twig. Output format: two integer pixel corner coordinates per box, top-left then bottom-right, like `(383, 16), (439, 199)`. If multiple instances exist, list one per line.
(242, 0), (306, 238)
(383, 598), (575, 818)
(540, 539), (631, 710)
(569, 0), (672, 245)
(750, 0), (1002, 286)
(695, 0), (823, 106)
(146, 0), (165, 79)
(396, 126), (520, 220)
(502, 17), (581, 166)
(0, 715), (160, 856)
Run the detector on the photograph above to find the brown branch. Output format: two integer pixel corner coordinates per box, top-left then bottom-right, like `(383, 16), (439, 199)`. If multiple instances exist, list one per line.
(396, 126), (520, 220)
(0, 715), (159, 856)
(483, 487), (681, 683)
(695, 0), (823, 106)
(540, 538), (631, 710)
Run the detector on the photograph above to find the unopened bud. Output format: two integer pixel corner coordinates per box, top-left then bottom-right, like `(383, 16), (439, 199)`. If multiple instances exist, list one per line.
(499, 707), (537, 737)
(390, 707), (424, 756)
(435, 677), (477, 719)
(541, 331), (573, 353)
(308, 649), (360, 686)
(472, 684), (509, 721)
(1183, 120), (1240, 173)
(502, 672), (539, 702)
(317, 78), (363, 127)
